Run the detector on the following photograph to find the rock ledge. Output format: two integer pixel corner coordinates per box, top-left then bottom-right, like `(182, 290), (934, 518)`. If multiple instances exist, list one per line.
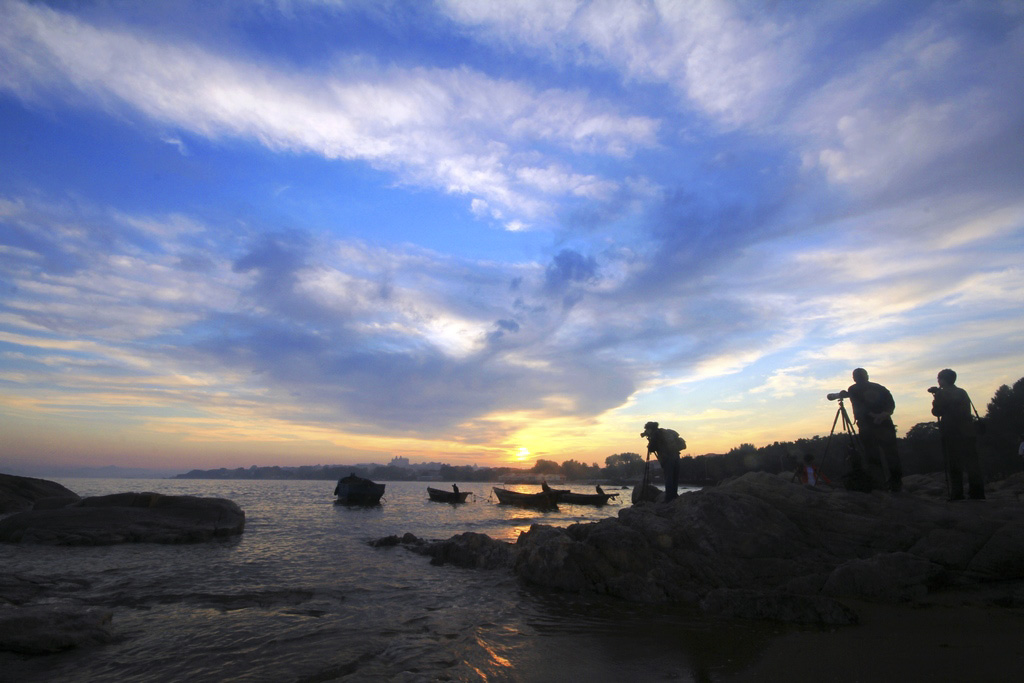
(0, 488), (245, 545)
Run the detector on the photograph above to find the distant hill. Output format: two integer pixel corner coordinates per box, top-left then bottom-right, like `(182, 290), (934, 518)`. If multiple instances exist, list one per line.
(176, 465), (357, 481)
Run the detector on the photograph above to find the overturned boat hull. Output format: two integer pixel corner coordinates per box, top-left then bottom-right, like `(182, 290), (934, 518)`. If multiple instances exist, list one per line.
(492, 487), (559, 510)
(334, 476), (386, 506)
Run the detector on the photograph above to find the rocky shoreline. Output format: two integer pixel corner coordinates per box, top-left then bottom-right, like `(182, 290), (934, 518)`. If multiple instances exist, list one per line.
(377, 471), (1024, 625)
(0, 473), (247, 655)
(4, 469), (1022, 662)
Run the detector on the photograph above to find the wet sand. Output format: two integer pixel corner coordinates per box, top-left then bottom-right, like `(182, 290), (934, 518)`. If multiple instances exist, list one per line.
(721, 599), (1024, 683)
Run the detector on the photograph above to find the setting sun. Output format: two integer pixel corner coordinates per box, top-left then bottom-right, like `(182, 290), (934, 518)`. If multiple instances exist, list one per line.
(515, 448), (530, 461)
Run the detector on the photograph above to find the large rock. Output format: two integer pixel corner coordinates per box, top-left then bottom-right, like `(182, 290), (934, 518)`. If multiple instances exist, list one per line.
(0, 473), (80, 513)
(0, 491), (245, 545)
(822, 552), (946, 602)
(370, 532), (515, 570)
(511, 471), (1024, 621)
(417, 531), (515, 569)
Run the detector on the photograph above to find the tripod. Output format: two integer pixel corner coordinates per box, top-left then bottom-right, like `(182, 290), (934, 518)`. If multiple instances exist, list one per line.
(812, 397), (867, 486)
(632, 450), (661, 504)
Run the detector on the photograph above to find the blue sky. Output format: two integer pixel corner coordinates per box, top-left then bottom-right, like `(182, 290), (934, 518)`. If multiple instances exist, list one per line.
(1, 0), (1022, 471)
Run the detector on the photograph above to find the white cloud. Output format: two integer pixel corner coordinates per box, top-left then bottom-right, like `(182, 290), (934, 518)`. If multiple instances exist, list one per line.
(440, 0), (802, 128)
(791, 11), (1017, 197)
(514, 164), (618, 200)
(159, 134), (188, 155)
(749, 365), (814, 398)
(937, 205), (1024, 250)
(2, 1), (1022, 457)
(469, 198), (489, 216)
(0, 1), (656, 222)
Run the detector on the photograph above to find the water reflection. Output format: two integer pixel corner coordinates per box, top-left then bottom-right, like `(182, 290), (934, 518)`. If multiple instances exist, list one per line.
(1, 478), (776, 682)
(476, 632), (514, 668)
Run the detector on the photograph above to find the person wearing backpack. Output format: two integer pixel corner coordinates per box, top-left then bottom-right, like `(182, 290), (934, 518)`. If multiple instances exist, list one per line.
(641, 421), (687, 501)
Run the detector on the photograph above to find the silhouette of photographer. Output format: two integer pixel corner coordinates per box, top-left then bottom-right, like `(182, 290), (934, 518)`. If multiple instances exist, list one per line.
(930, 368), (985, 500)
(846, 368), (903, 492)
(641, 421), (686, 501)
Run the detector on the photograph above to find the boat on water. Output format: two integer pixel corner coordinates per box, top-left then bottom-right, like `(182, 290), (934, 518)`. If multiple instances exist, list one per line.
(333, 474), (386, 505)
(492, 487), (560, 510)
(427, 486), (471, 504)
(558, 491), (619, 506)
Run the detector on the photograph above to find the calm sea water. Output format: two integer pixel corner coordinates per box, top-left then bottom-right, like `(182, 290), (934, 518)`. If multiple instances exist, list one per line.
(1, 479), (777, 682)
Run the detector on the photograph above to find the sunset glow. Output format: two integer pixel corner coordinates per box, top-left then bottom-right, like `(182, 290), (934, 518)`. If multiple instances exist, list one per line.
(1, 1), (1022, 475)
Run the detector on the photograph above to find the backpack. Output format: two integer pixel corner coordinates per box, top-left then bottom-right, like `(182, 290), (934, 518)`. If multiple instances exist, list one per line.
(661, 428), (687, 452)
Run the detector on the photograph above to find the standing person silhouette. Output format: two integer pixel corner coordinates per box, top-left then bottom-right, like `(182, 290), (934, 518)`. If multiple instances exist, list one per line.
(846, 368), (903, 492)
(641, 421), (686, 501)
(931, 368), (985, 500)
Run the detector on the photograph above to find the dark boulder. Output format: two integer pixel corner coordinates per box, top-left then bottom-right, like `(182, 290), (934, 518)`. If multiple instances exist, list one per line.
(514, 518), (679, 602)
(419, 532), (514, 569)
(0, 473), (80, 513)
(511, 471), (1024, 623)
(822, 551), (946, 602)
(370, 531), (514, 570)
(369, 532), (424, 548)
(0, 491), (245, 545)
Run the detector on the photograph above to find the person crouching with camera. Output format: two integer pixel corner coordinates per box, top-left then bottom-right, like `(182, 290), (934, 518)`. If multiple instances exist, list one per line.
(930, 369), (985, 501)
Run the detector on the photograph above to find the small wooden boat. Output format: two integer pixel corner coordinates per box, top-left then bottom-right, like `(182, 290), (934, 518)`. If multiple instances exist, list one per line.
(427, 486), (471, 503)
(492, 487), (559, 510)
(558, 491), (619, 506)
(536, 482), (570, 500)
(333, 474), (385, 505)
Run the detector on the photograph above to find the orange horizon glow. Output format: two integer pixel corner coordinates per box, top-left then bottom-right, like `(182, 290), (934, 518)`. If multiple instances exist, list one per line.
(3, 368), (1021, 474)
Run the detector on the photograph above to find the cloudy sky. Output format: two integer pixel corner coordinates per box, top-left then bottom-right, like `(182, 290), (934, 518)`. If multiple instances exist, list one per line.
(1, 0), (1022, 472)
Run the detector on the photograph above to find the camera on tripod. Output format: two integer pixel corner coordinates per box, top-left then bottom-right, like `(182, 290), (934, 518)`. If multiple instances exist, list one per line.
(826, 390), (850, 401)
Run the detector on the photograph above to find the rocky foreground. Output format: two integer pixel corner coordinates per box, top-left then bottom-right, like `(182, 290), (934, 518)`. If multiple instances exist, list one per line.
(379, 471), (1024, 625)
(0, 474), (245, 545)
(0, 473), (246, 654)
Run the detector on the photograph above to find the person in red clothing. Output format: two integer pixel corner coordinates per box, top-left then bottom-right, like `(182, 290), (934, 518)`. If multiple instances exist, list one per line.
(798, 453), (831, 487)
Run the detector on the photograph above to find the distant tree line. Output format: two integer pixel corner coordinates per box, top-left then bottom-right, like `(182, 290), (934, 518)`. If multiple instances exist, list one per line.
(177, 377), (1024, 484)
(175, 463), (528, 482)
